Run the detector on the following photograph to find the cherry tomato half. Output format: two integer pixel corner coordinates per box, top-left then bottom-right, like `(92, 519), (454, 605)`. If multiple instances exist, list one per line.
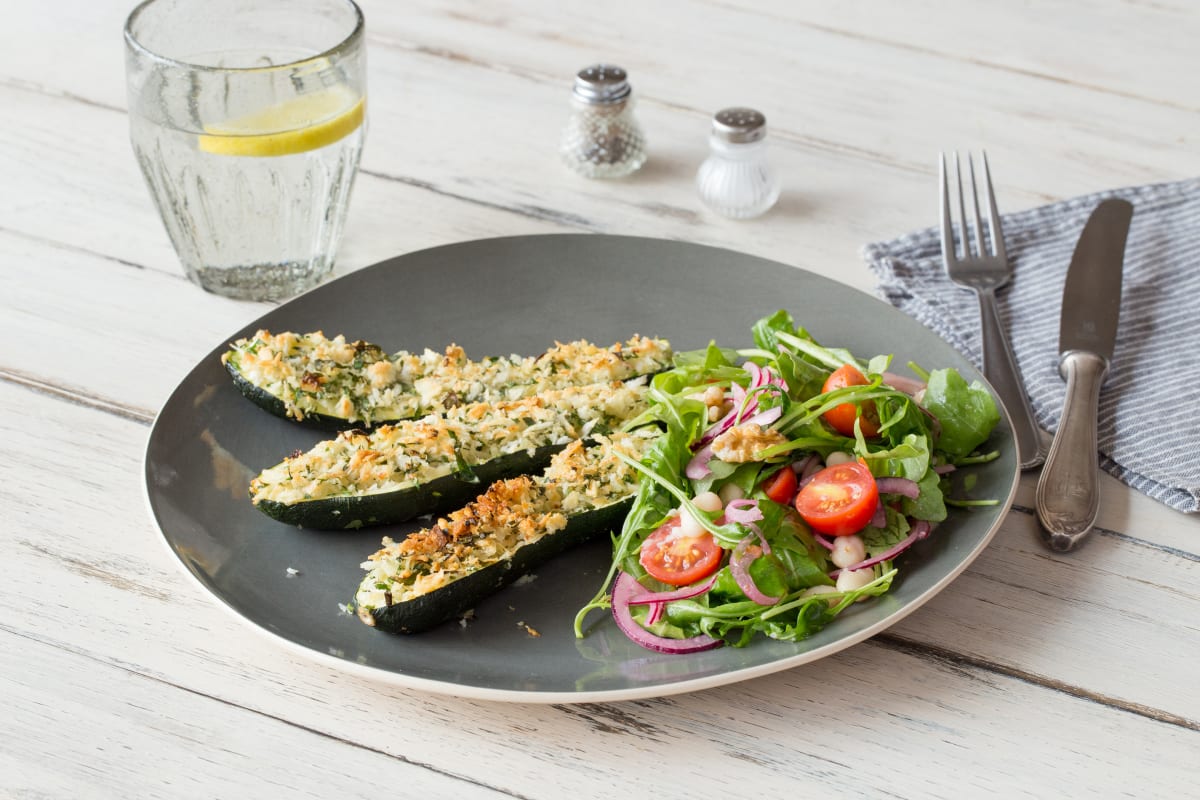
(760, 466), (798, 505)
(794, 461), (879, 537)
(821, 364), (880, 438)
(639, 516), (724, 586)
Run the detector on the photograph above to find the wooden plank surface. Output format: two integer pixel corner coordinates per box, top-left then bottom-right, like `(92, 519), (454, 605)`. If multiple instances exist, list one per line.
(3, 0), (1199, 795)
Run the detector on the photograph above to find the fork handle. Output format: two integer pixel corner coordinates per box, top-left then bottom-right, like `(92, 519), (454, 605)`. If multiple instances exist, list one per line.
(977, 288), (1045, 469)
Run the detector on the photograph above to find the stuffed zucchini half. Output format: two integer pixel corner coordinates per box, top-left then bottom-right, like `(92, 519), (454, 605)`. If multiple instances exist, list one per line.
(355, 428), (659, 634)
(222, 329), (672, 428)
(249, 380), (649, 529)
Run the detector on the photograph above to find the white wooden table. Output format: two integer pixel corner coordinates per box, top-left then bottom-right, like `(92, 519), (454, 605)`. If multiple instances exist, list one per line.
(4, 1), (1198, 796)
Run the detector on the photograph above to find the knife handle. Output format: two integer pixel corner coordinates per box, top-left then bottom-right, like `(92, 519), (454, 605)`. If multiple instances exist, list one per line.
(1035, 350), (1107, 552)
(977, 288), (1045, 469)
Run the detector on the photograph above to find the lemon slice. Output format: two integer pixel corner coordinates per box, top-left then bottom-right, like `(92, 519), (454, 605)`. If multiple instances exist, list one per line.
(198, 88), (365, 157)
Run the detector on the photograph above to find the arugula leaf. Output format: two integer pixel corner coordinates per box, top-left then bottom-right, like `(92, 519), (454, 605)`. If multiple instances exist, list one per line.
(922, 368), (1001, 459)
(862, 509), (910, 557)
(752, 309), (798, 352)
(858, 433), (930, 481)
(903, 468), (947, 522)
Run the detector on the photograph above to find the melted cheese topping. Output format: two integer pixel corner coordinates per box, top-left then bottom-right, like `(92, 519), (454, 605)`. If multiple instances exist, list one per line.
(354, 428), (658, 617)
(250, 381), (649, 505)
(222, 329), (672, 424)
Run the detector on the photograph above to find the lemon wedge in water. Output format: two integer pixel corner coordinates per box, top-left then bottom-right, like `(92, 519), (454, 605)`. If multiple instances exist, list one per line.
(198, 88), (365, 157)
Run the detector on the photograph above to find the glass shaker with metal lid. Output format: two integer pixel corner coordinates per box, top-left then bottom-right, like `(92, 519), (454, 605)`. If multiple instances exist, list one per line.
(696, 107), (781, 218)
(560, 64), (647, 179)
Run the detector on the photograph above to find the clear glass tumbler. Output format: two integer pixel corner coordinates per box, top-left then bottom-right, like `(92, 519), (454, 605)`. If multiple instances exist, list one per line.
(124, 0), (366, 301)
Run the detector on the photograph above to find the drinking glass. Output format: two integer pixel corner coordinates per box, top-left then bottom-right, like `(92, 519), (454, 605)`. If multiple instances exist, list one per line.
(124, 0), (366, 301)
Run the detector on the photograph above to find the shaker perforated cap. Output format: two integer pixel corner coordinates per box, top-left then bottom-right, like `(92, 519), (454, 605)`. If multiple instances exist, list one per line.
(573, 64), (632, 104)
(712, 107), (767, 143)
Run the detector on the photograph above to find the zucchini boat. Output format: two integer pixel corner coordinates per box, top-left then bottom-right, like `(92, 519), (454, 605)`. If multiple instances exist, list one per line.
(222, 329), (672, 428)
(250, 380), (649, 529)
(355, 429), (659, 634)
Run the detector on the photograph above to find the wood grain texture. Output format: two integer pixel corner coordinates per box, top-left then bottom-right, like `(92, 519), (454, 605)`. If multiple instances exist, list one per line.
(3, 0), (1200, 795)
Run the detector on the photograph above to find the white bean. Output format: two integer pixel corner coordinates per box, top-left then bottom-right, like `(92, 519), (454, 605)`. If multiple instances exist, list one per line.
(718, 483), (745, 505)
(836, 567), (875, 594)
(676, 509), (705, 539)
(825, 451), (855, 467)
(830, 534), (866, 568)
(800, 585), (839, 606)
(692, 491), (724, 513)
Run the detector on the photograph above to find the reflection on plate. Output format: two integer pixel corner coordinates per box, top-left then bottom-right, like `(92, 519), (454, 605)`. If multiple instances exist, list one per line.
(143, 235), (1018, 703)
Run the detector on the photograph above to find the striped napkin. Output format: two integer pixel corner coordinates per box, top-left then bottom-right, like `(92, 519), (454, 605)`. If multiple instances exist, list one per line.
(863, 177), (1200, 513)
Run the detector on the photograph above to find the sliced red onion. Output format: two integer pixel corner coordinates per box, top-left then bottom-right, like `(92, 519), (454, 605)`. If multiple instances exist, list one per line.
(645, 602), (664, 626)
(882, 371), (926, 396)
(813, 532), (835, 551)
(791, 453), (819, 475)
(741, 404), (782, 429)
(876, 477), (920, 499)
(870, 501), (886, 528)
(730, 537), (780, 606)
(746, 360), (765, 387)
(934, 464), (956, 475)
(724, 498), (764, 525)
(695, 385), (741, 447)
(611, 572), (723, 654)
(696, 365), (786, 448)
(798, 456), (825, 489)
(626, 574), (718, 606)
(685, 443), (715, 479)
(829, 520), (934, 577)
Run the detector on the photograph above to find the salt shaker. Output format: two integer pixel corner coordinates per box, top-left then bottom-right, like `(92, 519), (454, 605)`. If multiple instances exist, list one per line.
(696, 107), (781, 218)
(560, 64), (647, 179)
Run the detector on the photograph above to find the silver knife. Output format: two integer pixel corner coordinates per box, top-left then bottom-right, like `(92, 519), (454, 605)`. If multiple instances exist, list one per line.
(1035, 198), (1134, 552)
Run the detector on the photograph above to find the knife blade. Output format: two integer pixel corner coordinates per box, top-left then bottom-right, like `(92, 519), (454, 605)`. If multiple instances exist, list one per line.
(1035, 197), (1134, 552)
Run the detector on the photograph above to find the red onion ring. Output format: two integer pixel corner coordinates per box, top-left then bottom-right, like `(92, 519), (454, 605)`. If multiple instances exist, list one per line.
(626, 575), (719, 606)
(741, 404), (782, 429)
(730, 537), (780, 606)
(882, 371), (926, 396)
(792, 454), (819, 475)
(724, 498), (764, 524)
(798, 456), (825, 489)
(869, 500), (886, 528)
(876, 477), (920, 498)
(685, 443), (715, 479)
(813, 532), (835, 551)
(934, 464), (956, 475)
(611, 572), (722, 654)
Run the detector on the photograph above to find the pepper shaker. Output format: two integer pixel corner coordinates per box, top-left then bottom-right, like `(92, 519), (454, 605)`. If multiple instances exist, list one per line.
(559, 64), (647, 179)
(696, 107), (781, 218)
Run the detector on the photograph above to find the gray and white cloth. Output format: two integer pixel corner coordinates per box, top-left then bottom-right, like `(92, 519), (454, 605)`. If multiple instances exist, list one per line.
(863, 177), (1200, 513)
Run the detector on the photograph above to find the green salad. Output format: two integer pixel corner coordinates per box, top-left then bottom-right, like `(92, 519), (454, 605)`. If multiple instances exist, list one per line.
(574, 310), (1002, 654)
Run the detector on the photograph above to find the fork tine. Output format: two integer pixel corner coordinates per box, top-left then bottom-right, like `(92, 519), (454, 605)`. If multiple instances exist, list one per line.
(967, 153), (987, 257)
(938, 152), (958, 268)
(954, 151), (971, 258)
(980, 151), (1007, 262)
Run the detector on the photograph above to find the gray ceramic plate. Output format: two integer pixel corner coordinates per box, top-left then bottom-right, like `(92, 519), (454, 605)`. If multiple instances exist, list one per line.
(144, 234), (1018, 703)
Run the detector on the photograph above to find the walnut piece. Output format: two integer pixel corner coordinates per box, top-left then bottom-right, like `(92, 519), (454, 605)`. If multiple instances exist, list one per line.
(710, 423), (788, 463)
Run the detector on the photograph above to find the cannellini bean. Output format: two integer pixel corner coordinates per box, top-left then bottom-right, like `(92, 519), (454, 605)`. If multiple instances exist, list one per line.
(825, 451), (855, 467)
(830, 534), (866, 569)
(677, 491), (723, 538)
(676, 509), (705, 539)
(718, 483), (745, 505)
(836, 567), (875, 594)
(692, 491), (724, 513)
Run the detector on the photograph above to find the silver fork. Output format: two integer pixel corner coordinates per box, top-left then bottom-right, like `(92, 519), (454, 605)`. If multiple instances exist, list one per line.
(939, 151), (1045, 469)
